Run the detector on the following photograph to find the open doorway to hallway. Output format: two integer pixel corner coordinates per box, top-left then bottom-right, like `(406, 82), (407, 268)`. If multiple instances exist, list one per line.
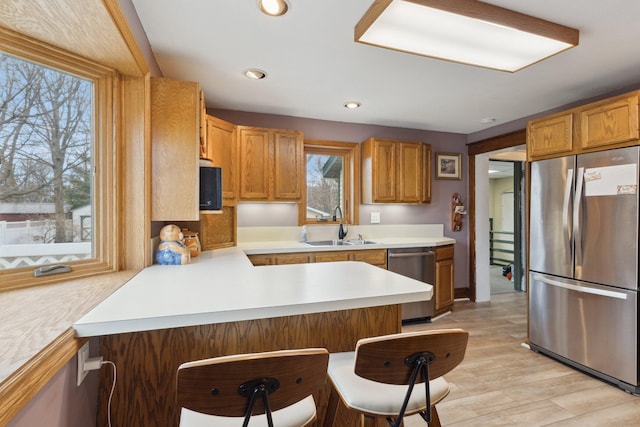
(488, 159), (523, 295)
(473, 145), (526, 301)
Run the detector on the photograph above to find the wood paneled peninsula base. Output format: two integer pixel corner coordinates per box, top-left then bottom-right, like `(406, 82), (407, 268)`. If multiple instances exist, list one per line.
(73, 248), (431, 427)
(97, 304), (400, 427)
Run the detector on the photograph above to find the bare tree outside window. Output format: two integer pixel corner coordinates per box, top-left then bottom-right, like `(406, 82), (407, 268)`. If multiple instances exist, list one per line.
(306, 153), (342, 220)
(0, 52), (93, 270)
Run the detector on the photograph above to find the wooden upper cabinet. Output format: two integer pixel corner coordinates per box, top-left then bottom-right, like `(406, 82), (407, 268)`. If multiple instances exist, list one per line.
(361, 138), (430, 204)
(578, 94), (640, 151)
(151, 77), (201, 221)
(527, 91), (640, 161)
(368, 139), (397, 202)
(398, 142), (423, 203)
(239, 128), (271, 200)
(206, 115), (237, 202)
(274, 131), (304, 199)
(238, 126), (303, 201)
(422, 144), (432, 203)
(527, 112), (574, 160)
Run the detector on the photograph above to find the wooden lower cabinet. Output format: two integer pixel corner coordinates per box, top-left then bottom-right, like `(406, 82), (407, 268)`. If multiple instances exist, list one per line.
(313, 252), (351, 263)
(352, 249), (387, 269)
(248, 248), (455, 314)
(435, 245), (454, 314)
(248, 249), (387, 269)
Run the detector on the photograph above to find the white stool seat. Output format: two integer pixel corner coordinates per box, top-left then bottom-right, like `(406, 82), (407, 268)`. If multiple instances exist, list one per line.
(328, 351), (450, 416)
(180, 395), (317, 427)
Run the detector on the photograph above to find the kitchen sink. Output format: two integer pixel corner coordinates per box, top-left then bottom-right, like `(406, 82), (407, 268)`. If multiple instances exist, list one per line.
(305, 240), (349, 246)
(304, 239), (377, 246)
(344, 239), (377, 245)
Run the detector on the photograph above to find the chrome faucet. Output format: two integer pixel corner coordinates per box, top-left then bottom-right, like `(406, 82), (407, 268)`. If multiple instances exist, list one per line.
(333, 206), (348, 240)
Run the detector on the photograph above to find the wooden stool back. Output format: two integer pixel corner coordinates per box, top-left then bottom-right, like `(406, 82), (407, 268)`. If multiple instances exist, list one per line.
(354, 329), (468, 385)
(177, 348), (329, 418)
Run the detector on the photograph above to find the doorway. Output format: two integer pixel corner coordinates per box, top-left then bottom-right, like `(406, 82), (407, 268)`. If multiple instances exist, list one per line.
(467, 130), (526, 302)
(488, 159), (525, 294)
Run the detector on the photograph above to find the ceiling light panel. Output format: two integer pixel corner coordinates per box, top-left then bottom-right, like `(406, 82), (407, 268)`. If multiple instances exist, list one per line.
(355, 0), (579, 72)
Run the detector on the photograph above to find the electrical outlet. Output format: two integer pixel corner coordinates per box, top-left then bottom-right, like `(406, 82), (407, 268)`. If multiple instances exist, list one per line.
(76, 341), (90, 386)
(371, 212), (381, 223)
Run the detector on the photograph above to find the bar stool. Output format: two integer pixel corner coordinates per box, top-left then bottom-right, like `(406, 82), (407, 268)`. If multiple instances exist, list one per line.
(177, 348), (329, 427)
(324, 329), (468, 427)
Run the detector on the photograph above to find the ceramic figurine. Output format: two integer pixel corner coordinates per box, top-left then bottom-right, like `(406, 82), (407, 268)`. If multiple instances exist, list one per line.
(156, 224), (191, 265)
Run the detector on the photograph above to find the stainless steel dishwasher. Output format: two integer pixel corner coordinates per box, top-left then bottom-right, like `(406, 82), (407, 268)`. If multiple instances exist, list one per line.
(387, 247), (435, 322)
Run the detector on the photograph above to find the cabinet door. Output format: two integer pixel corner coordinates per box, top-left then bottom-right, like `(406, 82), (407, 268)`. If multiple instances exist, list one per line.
(239, 128), (271, 200)
(273, 130), (303, 200)
(352, 249), (387, 269)
(274, 253), (311, 265)
(151, 77), (201, 221)
(247, 254), (274, 266)
(527, 113), (574, 160)
(579, 95), (639, 150)
(314, 252), (351, 263)
(199, 207), (236, 250)
(206, 116), (237, 201)
(435, 245), (454, 312)
(435, 258), (454, 311)
(373, 139), (397, 202)
(422, 144), (432, 203)
(398, 142), (422, 203)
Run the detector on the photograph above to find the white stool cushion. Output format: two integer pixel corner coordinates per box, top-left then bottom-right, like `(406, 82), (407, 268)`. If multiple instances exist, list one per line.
(179, 395), (317, 427)
(328, 351), (450, 416)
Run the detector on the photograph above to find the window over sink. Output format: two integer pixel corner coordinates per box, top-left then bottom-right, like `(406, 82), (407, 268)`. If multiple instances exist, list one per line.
(300, 140), (359, 226)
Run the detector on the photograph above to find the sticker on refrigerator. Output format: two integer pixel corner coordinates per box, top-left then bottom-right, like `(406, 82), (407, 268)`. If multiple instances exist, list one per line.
(618, 185), (637, 195)
(584, 164), (637, 196)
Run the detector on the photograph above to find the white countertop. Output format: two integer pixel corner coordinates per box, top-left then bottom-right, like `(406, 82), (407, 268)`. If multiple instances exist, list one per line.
(73, 246), (433, 337)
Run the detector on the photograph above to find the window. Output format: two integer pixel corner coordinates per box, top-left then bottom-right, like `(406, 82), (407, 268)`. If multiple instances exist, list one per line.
(0, 31), (116, 290)
(301, 140), (359, 226)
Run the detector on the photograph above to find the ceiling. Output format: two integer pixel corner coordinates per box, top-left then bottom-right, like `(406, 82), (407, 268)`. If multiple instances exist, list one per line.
(131, 0), (640, 135)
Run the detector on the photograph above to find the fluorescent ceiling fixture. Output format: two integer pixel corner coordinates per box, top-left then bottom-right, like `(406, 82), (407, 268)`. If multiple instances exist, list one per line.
(355, 0), (579, 72)
(259, 0), (289, 16)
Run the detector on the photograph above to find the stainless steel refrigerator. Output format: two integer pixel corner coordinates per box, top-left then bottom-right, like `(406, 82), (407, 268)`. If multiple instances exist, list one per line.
(529, 146), (639, 394)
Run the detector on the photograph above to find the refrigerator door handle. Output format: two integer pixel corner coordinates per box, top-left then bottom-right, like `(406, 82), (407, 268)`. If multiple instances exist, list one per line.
(573, 167), (585, 267)
(562, 168), (574, 264)
(533, 275), (628, 299)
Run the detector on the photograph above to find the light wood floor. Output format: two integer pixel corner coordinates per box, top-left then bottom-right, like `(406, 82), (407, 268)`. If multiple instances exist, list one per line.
(402, 292), (640, 426)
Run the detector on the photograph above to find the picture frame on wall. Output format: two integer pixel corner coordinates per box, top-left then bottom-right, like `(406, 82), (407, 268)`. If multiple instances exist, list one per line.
(435, 152), (462, 180)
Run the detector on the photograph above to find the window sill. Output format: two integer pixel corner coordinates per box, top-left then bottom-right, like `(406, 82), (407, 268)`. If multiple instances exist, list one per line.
(0, 270), (137, 425)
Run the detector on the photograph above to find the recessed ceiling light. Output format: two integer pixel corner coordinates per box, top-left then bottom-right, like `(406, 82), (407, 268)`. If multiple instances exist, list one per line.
(480, 117), (496, 124)
(344, 102), (361, 109)
(259, 0), (289, 16)
(244, 69), (267, 80)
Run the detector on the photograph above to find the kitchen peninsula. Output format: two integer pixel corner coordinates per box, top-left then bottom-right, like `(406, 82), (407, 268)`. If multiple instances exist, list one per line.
(73, 245), (435, 426)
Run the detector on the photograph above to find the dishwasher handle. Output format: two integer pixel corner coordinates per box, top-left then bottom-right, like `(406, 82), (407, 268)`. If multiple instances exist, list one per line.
(388, 251), (435, 258)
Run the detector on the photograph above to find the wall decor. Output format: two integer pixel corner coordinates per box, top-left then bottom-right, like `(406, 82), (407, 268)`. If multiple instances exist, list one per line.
(435, 152), (462, 180)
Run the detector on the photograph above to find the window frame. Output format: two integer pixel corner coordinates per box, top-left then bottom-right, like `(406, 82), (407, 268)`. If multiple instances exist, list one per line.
(0, 28), (118, 291)
(300, 140), (360, 226)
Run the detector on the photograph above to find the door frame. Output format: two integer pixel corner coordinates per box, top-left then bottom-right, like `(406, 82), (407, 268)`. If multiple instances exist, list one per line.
(467, 130), (526, 301)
